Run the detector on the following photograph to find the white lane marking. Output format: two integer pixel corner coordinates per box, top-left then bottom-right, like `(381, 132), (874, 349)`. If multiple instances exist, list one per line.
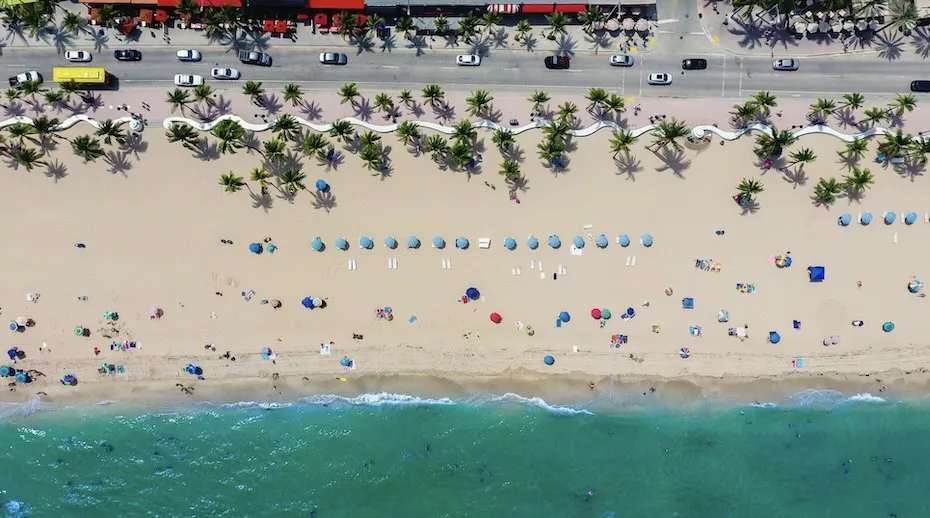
(381, 65), (399, 69)
(638, 67), (644, 96)
(656, 19), (680, 24)
(721, 56), (726, 97)
(738, 57), (744, 97)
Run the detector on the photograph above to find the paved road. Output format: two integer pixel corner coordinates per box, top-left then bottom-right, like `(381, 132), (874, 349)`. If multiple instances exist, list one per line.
(2, 47), (923, 98)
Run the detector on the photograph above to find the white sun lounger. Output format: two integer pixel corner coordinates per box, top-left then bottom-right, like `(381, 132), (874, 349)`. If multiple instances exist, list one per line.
(478, 238), (491, 249)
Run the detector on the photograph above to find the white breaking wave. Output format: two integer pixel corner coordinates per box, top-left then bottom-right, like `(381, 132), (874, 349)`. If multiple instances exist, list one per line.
(0, 396), (54, 420)
(301, 392), (456, 407)
(206, 401), (294, 410)
(786, 389), (886, 407)
(484, 392), (595, 416)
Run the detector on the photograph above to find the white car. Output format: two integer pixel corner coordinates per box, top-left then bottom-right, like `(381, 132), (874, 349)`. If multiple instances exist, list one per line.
(609, 55), (634, 67)
(176, 49), (202, 62)
(456, 55), (481, 66)
(211, 67), (241, 80)
(174, 74), (204, 87)
(772, 58), (799, 71)
(64, 50), (92, 62)
(647, 73), (672, 85)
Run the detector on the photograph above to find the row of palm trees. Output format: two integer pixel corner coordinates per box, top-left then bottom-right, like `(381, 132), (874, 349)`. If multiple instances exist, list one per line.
(730, 91), (917, 128)
(731, 0), (919, 36)
(0, 110), (128, 171)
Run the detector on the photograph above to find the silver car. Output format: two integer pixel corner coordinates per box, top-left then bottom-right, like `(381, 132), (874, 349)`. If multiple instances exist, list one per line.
(176, 49), (202, 62)
(211, 67), (241, 80)
(647, 73), (672, 85)
(456, 54), (481, 66)
(609, 55), (634, 67)
(64, 50), (92, 62)
(772, 59), (799, 71)
(174, 74), (204, 87)
(319, 52), (348, 65)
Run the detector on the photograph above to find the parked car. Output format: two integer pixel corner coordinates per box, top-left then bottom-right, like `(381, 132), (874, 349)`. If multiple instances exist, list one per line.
(174, 74), (204, 87)
(772, 58), (799, 71)
(681, 58), (707, 70)
(647, 73), (672, 85)
(910, 80), (930, 92)
(114, 49), (142, 61)
(8, 71), (41, 87)
(65, 50), (92, 62)
(176, 49), (202, 62)
(544, 56), (570, 69)
(319, 52), (348, 65)
(456, 54), (481, 66)
(238, 50), (272, 66)
(609, 55), (634, 67)
(211, 68), (241, 80)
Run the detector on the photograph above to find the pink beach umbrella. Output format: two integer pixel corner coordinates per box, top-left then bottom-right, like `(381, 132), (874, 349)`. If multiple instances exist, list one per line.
(14, 317), (30, 327)
(149, 307), (163, 319)
(622, 18), (634, 31)
(607, 18), (620, 31)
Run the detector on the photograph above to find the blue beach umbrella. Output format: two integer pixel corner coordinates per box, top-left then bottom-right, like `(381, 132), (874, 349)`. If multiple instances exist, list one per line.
(301, 297), (313, 309)
(543, 355), (555, 366)
(433, 236), (446, 249)
(527, 236), (539, 249)
(408, 236), (421, 249)
(860, 212), (873, 225)
(340, 356), (352, 367)
(315, 179), (329, 191)
(618, 234), (631, 247)
(503, 237), (516, 250)
(0, 366), (11, 377)
(15, 372), (27, 383)
(384, 236), (397, 249)
(548, 235), (561, 249)
(6, 349), (15, 360)
(359, 236), (373, 249)
(248, 242), (262, 254)
(905, 211), (917, 225)
(8, 322), (17, 332)
(466, 287), (480, 300)
(455, 237), (469, 249)
(558, 311), (570, 322)
(335, 237), (348, 250)
(884, 211), (896, 225)
(768, 331), (781, 344)
(596, 234), (608, 248)
(573, 236), (585, 249)
(838, 213), (851, 226)
(882, 321), (895, 332)
(310, 236), (324, 252)
(626, 307), (635, 317)
(641, 234), (654, 247)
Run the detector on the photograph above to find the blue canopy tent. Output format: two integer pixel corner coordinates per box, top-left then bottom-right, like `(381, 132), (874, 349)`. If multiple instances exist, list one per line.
(682, 298), (694, 309)
(466, 287), (480, 300)
(905, 211), (917, 225)
(808, 266), (825, 282)
(310, 236), (324, 252)
(573, 236), (585, 248)
(641, 234), (654, 247)
(249, 242), (262, 254)
(618, 234), (631, 247)
(548, 235), (561, 249)
(838, 213), (851, 226)
(260, 348), (272, 360)
(335, 237), (348, 250)
(384, 236), (397, 249)
(503, 237), (517, 250)
(625, 307), (635, 318)
(884, 211), (896, 225)
(860, 212), (873, 225)
(432, 236), (446, 249)
(6, 349), (15, 360)
(595, 234), (608, 248)
(558, 311), (570, 322)
(768, 331), (781, 344)
(527, 236), (539, 249)
(406, 236), (420, 249)
(359, 236), (373, 249)
(340, 356), (352, 367)
(315, 179), (329, 191)
(301, 297), (313, 309)
(455, 237), (469, 249)
(543, 355), (555, 366)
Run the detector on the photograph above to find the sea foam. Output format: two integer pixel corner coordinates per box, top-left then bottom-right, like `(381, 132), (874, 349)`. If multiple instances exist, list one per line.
(787, 389), (886, 407)
(484, 392), (595, 416)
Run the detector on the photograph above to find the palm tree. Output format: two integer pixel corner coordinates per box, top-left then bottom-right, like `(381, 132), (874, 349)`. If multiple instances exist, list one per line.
(529, 91), (550, 114)
(841, 92), (866, 112)
(219, 172), (246, 193)
(862, 106), (886, 126)
(556, 101), (578, 123)
(298, 132), (329, 159)
(4, 88), (22, 105)
(732, 0), (769, 18)
(753, 127), (796, 157)
(6, 123), (37, 145)
(242, 81), (265, 106)
(262, 138), (286, 163)
(808, 98), (836, 121)
(358, 131), (381, 150)
(395, 121), (422, 147)
(399, 89), (414, 108)
(336, 9), (358, 40)
(492, 128), (515, 151)
(31, 116), (60, 142)
(577, 5), (606, 32)
(883, 0), (918, 35)
(424, 134), (449, 161)
(433, 15), (449, 35)
(395, 16), (415, 39)
(17, 3), (51, 38)
(175, 0), (198, 22)
(584, 87), (608, 114)
(95, 120), (127, 146)
(282, 83), (303, 107)
(908, 138), (930, 163)
(192, 84), (215, 106)
(466, 89), (494, 118)
(42, 90), (66, 111)
(451, 120), (477, 146)
(544, 12), (569, 39)
(499, 158), (521, 182)
(328, 120), (355, 143)
(58, 81), (82, 100)
(730, 102), (758, 125)
(788, 147), (817, 168)
(840, 138), (869, 162)
(70, 135), (104, 163)
(373, 93), (393, 114)
(650, 118), (689, 151)
(94, 4), (117, 29)
(365, 14), (385, 35)
(18, 80), (45, 98)
(212, 119), (245, 155)
(457, 13), (481, 42)
(447, 142), (473, 169)
(359, 143), (384, 171)
(603, 94), (625, 116)
(481, 11), (501, 33)
(812, 177), (842, 206)
(271, 114), (299, 142)
(422, 84), (445, 107)
(842, 166), (874, 194)
(11, 146), (45, 171)
(166, 123), (198, 151)
(278, 168), (307, 194)
(889, 94), (917, 117)
(166, 88), (192, 114)
(542, 120), (571, 144)
(61, 11), (88, 35)
(514, 20), (532, 41)
(751, 91), (777, 115)
(877, 129), (913, 161)
(537, 138), (566, 167)
(609, 130), (637, 159)
(736, 178), (764, 200)
(249, 167), (272, 194)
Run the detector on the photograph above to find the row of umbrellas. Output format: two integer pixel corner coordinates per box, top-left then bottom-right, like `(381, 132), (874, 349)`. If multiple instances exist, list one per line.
(838, 211), (919, 226)
(309, 234), (654, 251)
(792, 18), (878, 34)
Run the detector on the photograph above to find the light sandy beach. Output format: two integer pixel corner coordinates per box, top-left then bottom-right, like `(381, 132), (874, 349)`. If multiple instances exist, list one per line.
(3, 90), (930, 406)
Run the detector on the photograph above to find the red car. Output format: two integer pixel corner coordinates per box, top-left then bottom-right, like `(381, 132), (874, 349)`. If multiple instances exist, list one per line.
(544, 56), (570, 69)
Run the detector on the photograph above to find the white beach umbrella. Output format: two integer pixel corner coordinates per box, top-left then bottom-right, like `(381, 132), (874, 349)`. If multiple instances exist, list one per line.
(838, 9), (846, 17)
(831, 22), (842, 32)
(820, 21), (831, 32)
(805, 10), (813, 18)
(844, 21), (855, 31)
(634, 18), (650, 32)
(795, 21), (808, 33)
(606, 18), (619, 31)
(856, 20), (867, 31)
(808, 22), (820, 33)
(868, 19), (879, 30)
(622, 17), (634, 31)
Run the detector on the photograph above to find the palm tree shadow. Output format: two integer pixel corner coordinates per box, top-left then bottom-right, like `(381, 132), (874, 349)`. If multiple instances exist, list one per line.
(380, 34), (397, 53)
(408, 101), (425, 118)
(615, 152), (642, 181)
(317, 151), (345, 171)
(833, 108), (857, 128)
(489, 27), (509, 48)
(876, 30), (904, 61)
(37, 135), (58, 154)
(407, 35), (428, 56)
(121, 133), (148, 159)
(3, 101), (26, 118)
(729, 19), (765, 49)
(90, 30), (110, 52)
(910, 26), (930, 58)
(555, 34), (576, 56)
(44, 159), (68, 183)
(503, 145), (525, 163)
(443, 33), (460, 48)
(781, 167), (808, 188)
(244, 31), (271, 51)
(895, 161), (925, 182)
(48, 27), (74, 54)
(835, 154), (858, 170)
(310, 189), (337, 212)
(521, 33), (537, 52)
(654, 147), (690, 178)
(843, 187), (865, 204)
(81, 92), (104, 112)
(250, 190), (274, 212)
(739, 198), (760, 215)
(352, 34), (375, 53)
(301, 100), (323, 121)
(584, 31), (612, 53)
(262, 94), (282, 116)
(353, 97), (374, 121)
(468, 36), (491, 56)
(193, 137), (220, 161)
(105, 150), (132, 176)
(241, 131), (261, 156)
(432, 102), (455, 123)
(211, 95), (232, 116)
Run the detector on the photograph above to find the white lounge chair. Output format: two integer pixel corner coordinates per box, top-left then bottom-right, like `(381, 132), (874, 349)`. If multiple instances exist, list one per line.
(478, 238), (491, 249)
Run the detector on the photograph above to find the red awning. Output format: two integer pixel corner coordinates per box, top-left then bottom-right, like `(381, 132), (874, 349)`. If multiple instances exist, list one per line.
(313, 13), (327, 25)
(553, 3), (585, 12)
(275, 20), (288, 33)
(156, 0), (176, 6)
(138, 8), (154, 23)
(306, 0), (363, 10)
(263, 19), (274, 32)
(155, 9), (169, 22)
(197, 0), (241, 6)
(487, 4), (519, 13)
(520, 3), (554, 13)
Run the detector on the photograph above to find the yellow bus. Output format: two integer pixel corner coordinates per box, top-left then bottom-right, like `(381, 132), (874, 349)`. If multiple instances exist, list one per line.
(51, 67), (109, 86)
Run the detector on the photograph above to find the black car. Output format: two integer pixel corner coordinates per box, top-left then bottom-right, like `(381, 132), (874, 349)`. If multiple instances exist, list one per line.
(114, 49), (142, 61)
(544, 56), (570, 70)
(911, 80), (930, 92)
(681, 58), (707, 70)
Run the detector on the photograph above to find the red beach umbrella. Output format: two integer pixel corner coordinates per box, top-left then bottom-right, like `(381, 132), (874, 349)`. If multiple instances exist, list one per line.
(591, 308), (602, 319)
(489, 312), (502, 324)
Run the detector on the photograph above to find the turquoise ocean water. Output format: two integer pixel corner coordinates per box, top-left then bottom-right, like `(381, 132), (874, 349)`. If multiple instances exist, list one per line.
(1, 390), (928, 517)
